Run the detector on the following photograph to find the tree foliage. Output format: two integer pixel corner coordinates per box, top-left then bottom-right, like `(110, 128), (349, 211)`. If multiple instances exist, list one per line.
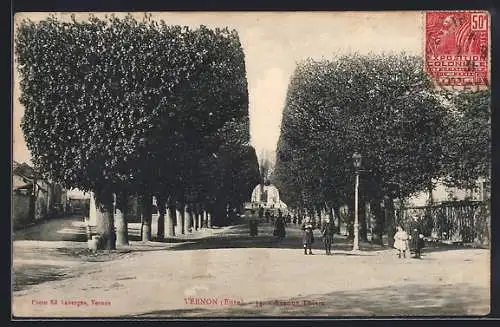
(16, 14), (257, 243)
(440, 90), (491, 189)
(274, 53), (450, 211)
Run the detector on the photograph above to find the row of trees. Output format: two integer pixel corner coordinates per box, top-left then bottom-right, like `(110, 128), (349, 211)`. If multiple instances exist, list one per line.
(273, 53), (490, 246)
(16, 14), (260, 249)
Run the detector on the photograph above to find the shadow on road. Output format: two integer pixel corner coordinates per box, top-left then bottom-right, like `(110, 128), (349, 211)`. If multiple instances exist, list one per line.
(133, 282), (489, 317)
(168, 223), (487, 255)
(168, 223), (386, 253)
(13, 216), (88, 242)
(12, 264), (76, 292)
(13, 217), (485, 256)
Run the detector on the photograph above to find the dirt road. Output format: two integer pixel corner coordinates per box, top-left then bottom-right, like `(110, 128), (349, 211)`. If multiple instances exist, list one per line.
(12, 222), (490, 317)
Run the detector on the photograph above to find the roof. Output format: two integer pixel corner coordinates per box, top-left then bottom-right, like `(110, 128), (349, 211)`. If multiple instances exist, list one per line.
(14, 183), (33, 191)
(13, 162), (36, 180)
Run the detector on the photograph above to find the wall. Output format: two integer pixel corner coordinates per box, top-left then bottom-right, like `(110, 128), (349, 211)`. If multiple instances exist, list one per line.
(407, 179), (487, 207)
(12, 191), (32, 229)
(35, 190), (48, 221)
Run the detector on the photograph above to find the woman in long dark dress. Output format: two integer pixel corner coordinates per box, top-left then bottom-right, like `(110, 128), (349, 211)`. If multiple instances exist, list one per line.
(274, 211), (286, 241)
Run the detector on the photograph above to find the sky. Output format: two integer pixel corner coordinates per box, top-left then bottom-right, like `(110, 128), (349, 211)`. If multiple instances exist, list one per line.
(13, 11), (423, 165)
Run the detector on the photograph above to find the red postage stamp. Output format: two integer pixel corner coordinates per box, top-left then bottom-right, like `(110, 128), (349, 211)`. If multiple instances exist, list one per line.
(424, 11), (490, 88)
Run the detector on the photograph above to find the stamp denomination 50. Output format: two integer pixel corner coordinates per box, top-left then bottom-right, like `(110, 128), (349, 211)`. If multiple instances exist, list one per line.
(425, 11), (489, 88)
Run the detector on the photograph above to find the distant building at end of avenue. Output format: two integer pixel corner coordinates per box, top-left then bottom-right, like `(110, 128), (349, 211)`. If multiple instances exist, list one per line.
(12, 161), (69, 229)
(245, 182), (288, 213)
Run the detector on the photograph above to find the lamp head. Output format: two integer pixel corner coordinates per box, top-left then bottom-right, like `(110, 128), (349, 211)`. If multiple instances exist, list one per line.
(352, 152), (362, 169)
(138, 137), (148, 148)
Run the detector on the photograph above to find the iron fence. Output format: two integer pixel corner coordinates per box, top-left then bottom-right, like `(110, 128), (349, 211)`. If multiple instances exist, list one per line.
(396, 200), (490, 245)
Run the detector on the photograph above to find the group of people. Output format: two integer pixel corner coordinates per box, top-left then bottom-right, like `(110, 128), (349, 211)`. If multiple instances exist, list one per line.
(303, 214), (425, 258)
(268, 209), (334, 255)
(393, 216), (425, 259)
(301, 216), (335, 255)
(266, 209), (336, 255)
(251, 208), (426, 258)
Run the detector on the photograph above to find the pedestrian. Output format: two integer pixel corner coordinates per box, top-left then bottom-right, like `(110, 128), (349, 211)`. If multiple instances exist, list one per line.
(302, 218), (314, 255)
(409, 215), (424, 259)
(248, 211), (258, 236)
(274, 211), (286, 241)
(258, 206), (264, 222)
(321, 217), (335, 255)
(265, 210), (270, 223)
(393, 225), (409, 259)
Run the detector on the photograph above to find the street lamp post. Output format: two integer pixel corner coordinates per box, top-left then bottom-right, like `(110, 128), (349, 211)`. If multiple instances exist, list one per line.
(352, 152), (362, 252)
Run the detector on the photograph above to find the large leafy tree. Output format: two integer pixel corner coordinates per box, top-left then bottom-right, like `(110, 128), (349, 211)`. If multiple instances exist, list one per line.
(440, 90), (491, 189)
(16, 14), (252, 247)
(16, 14), (193, 249)
(274, 53), (449, 245)
(163, 27), (253, 228)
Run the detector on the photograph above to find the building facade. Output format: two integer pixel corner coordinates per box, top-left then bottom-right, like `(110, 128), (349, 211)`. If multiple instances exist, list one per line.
(12, 161), (68, 229)
(246, 183), (288, 213)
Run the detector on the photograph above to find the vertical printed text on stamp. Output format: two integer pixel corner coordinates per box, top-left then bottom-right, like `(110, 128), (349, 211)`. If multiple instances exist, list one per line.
(425, 11), (489, 88)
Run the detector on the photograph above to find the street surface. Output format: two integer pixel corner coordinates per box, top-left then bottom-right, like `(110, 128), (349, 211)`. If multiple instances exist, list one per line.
(12, 216), (490, 317)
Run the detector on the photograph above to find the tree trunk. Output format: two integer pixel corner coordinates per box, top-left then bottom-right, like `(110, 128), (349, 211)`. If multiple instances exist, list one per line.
(173, 203), (177, 229)
(328, 206), (335, 232)
(115, 192), (129, 246)
(316, 206), (322, 226)
(385, 196), (396, 247)
(30, 178), (37, 223)
(371, 198), (384, 245)
(332, 207), (340, 234)
(193, 205), (199, 230)
(359, 197), (368, 242)
(176, 203), (184, 235)
(95, 187), (116, 250)
(141, 193), (152, 242)
(157, 197), (166, 240)
(427, 180), (434, 206)
(346, 205), (354, 240)
(166, 200), (175, 237)
(198, 207), (203, 229)
(207, 211), (212, 228)
(213, 201), (225, 227)
(184, 204), (191, 233)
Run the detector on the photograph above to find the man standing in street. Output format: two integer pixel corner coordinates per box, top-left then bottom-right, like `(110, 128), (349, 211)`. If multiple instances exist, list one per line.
(321, 216), (335, 255)
(409, 215), (424, 259)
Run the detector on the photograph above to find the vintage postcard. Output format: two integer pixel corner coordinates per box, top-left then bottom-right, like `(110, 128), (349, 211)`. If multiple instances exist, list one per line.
(12, 11), (491, 318)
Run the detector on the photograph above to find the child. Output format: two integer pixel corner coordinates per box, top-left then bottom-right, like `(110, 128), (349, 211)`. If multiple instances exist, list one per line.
(393, 225), (409, 259)
(302, 218), (314, 255)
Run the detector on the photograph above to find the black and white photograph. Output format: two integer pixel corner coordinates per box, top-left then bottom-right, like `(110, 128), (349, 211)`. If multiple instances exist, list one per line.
(12, 11), (491, 317)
